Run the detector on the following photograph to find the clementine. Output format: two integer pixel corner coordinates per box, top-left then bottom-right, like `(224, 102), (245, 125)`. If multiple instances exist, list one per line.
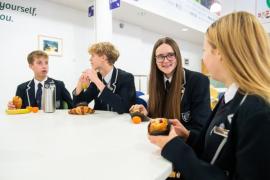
(132, 116), (142, 124)
(32, 107), (39, 113)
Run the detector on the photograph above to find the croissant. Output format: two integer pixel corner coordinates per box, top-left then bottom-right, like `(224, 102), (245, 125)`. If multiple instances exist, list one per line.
(68, 106), (95, 115)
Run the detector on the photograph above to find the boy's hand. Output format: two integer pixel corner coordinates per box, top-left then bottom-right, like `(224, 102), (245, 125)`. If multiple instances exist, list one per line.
(84, 69), (105, 92)
(7, 101), (16, 110)
(75, 74), (89, 95)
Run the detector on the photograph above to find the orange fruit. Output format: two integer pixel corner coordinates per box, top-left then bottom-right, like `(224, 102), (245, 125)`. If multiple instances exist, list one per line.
(32, 107), (39, 113)
(12, 96), (22, 109)
(26, 106), (33, 111)
(82, 82), (89, 89)
(132, 116), (142, 124)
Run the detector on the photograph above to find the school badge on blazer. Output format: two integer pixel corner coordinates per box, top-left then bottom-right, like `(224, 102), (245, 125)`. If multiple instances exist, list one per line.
(181, 111), (190, 122)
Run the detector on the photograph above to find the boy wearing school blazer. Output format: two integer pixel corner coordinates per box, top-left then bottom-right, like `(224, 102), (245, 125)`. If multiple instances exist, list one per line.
(8, 50), (73, 109)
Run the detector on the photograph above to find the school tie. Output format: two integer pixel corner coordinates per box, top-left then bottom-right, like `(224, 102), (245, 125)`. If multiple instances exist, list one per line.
(36, 83), (43, 109)
(102, 79), (107, 86)
(165, 80), (170, 93)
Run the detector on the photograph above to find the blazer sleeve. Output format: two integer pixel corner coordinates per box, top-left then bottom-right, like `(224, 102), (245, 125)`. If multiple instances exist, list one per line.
(98, 74), (136, 114)
(162, 110), (270, 180)
(187, 74), (211, 147)
(15, 85), (27, 108)
(161, 137), (228, 180)
(72, 83), (99, 106)
(235, 109), (270, 180)
(59, 81), (73, 109)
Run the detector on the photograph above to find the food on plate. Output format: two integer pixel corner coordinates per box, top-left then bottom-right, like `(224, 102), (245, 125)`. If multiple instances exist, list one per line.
(68, 106), (95, 115)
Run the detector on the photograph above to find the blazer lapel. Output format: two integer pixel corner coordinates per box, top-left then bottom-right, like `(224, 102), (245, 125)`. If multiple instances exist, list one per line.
(181, 69), (187, 100)
(110, 67), (118, 93)
(26, 79), (36, 107)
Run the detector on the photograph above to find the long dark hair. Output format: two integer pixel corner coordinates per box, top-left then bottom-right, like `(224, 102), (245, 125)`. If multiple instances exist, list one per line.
(148, 37), (183, 119)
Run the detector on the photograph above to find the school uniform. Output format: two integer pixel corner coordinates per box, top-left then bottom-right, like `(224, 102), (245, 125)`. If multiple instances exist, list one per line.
(165, 69), (211, 179)
(15, 77), (73, 109)
(180, 69), (211, 146)
(162, 84), (270, 180)
(72, 67), (136, 114)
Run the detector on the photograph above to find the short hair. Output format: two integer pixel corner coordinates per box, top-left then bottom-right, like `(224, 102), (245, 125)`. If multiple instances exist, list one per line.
(88, 42), (120, 65)
(27, 50), (48, 64)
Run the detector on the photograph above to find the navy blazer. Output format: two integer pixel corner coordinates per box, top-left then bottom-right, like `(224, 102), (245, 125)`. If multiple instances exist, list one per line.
(180, 69), (211, 145)
(15, 77), (73, 109)
(73, 67), (136, 114)
(162, 92), (270, 180)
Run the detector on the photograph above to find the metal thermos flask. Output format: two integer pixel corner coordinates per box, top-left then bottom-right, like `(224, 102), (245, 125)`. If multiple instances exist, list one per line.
(42, 83), (56, 113)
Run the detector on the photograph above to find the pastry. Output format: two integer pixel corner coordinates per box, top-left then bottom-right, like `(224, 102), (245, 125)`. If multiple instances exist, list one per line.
(148, 118), (171, 135)
(68, 106), (95, 115)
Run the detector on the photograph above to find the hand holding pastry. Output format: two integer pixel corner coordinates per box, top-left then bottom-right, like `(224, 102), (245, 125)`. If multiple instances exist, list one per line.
(7, 101), (16, 110)
(148, 126), (177, 149)
(8, 96), (22, 109)
(170, 119), (190, 141)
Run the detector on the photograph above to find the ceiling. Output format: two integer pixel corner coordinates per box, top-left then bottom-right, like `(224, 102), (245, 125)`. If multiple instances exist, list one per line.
(47, 0), (204, 44)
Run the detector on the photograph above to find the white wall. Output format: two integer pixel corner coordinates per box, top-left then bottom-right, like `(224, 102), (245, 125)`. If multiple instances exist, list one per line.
(113, 19), (202, 93)
(0, 0), (94, 110)
(0, 0), (202, 110)
(221, 0), (270, 31)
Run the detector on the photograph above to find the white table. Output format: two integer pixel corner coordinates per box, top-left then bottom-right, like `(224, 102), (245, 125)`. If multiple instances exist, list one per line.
(0, 110), (172, 180)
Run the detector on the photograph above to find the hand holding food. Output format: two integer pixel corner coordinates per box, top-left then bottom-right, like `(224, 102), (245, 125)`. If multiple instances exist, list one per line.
(129, 105), (149, 123)
(12, 96), (22, 109)
(148, 118), (171, 136)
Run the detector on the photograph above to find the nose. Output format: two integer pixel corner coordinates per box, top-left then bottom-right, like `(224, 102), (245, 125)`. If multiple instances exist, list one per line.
(162, 57), (171, 63)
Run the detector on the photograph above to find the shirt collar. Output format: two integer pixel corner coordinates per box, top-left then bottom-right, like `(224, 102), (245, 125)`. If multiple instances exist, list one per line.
(163, 75), (172, 83)
(34, 77), (48, 87)
(224, 83), (239, 104)
(103, 68), (114, 84)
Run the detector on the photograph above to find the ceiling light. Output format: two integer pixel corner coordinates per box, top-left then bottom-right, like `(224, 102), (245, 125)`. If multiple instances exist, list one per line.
(210, 2), (221, 13)
(182, 28), (188, 32)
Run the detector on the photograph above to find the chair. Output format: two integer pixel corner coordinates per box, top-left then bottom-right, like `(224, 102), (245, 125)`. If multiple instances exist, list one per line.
(135, 91), (148, 108)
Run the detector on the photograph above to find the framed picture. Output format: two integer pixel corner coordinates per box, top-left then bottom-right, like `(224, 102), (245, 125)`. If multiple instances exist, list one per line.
(38, 35), (63, 56)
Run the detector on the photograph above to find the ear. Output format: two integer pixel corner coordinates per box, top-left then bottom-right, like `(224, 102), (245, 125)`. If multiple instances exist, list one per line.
(29, 63), (33, 70)
(216, 49), (222, 61)
(213, 48), (222, 61)
(101, 55), (109, 63)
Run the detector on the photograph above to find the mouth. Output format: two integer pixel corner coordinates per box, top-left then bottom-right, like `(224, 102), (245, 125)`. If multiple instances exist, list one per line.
(161, 64), (173, 68)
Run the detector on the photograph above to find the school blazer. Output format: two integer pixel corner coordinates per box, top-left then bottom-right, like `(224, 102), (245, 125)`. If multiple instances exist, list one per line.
(73, 67), (136, 114)
(15, 77), (73, 109)
(162, 92), (270, 180)
(181, 69), (211, 145)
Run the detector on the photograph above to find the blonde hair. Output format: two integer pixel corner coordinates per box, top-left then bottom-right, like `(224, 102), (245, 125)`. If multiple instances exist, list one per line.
(27, 50), (48, 64)
(88, 42), (120, 65)
(206, 11), (270, 102)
